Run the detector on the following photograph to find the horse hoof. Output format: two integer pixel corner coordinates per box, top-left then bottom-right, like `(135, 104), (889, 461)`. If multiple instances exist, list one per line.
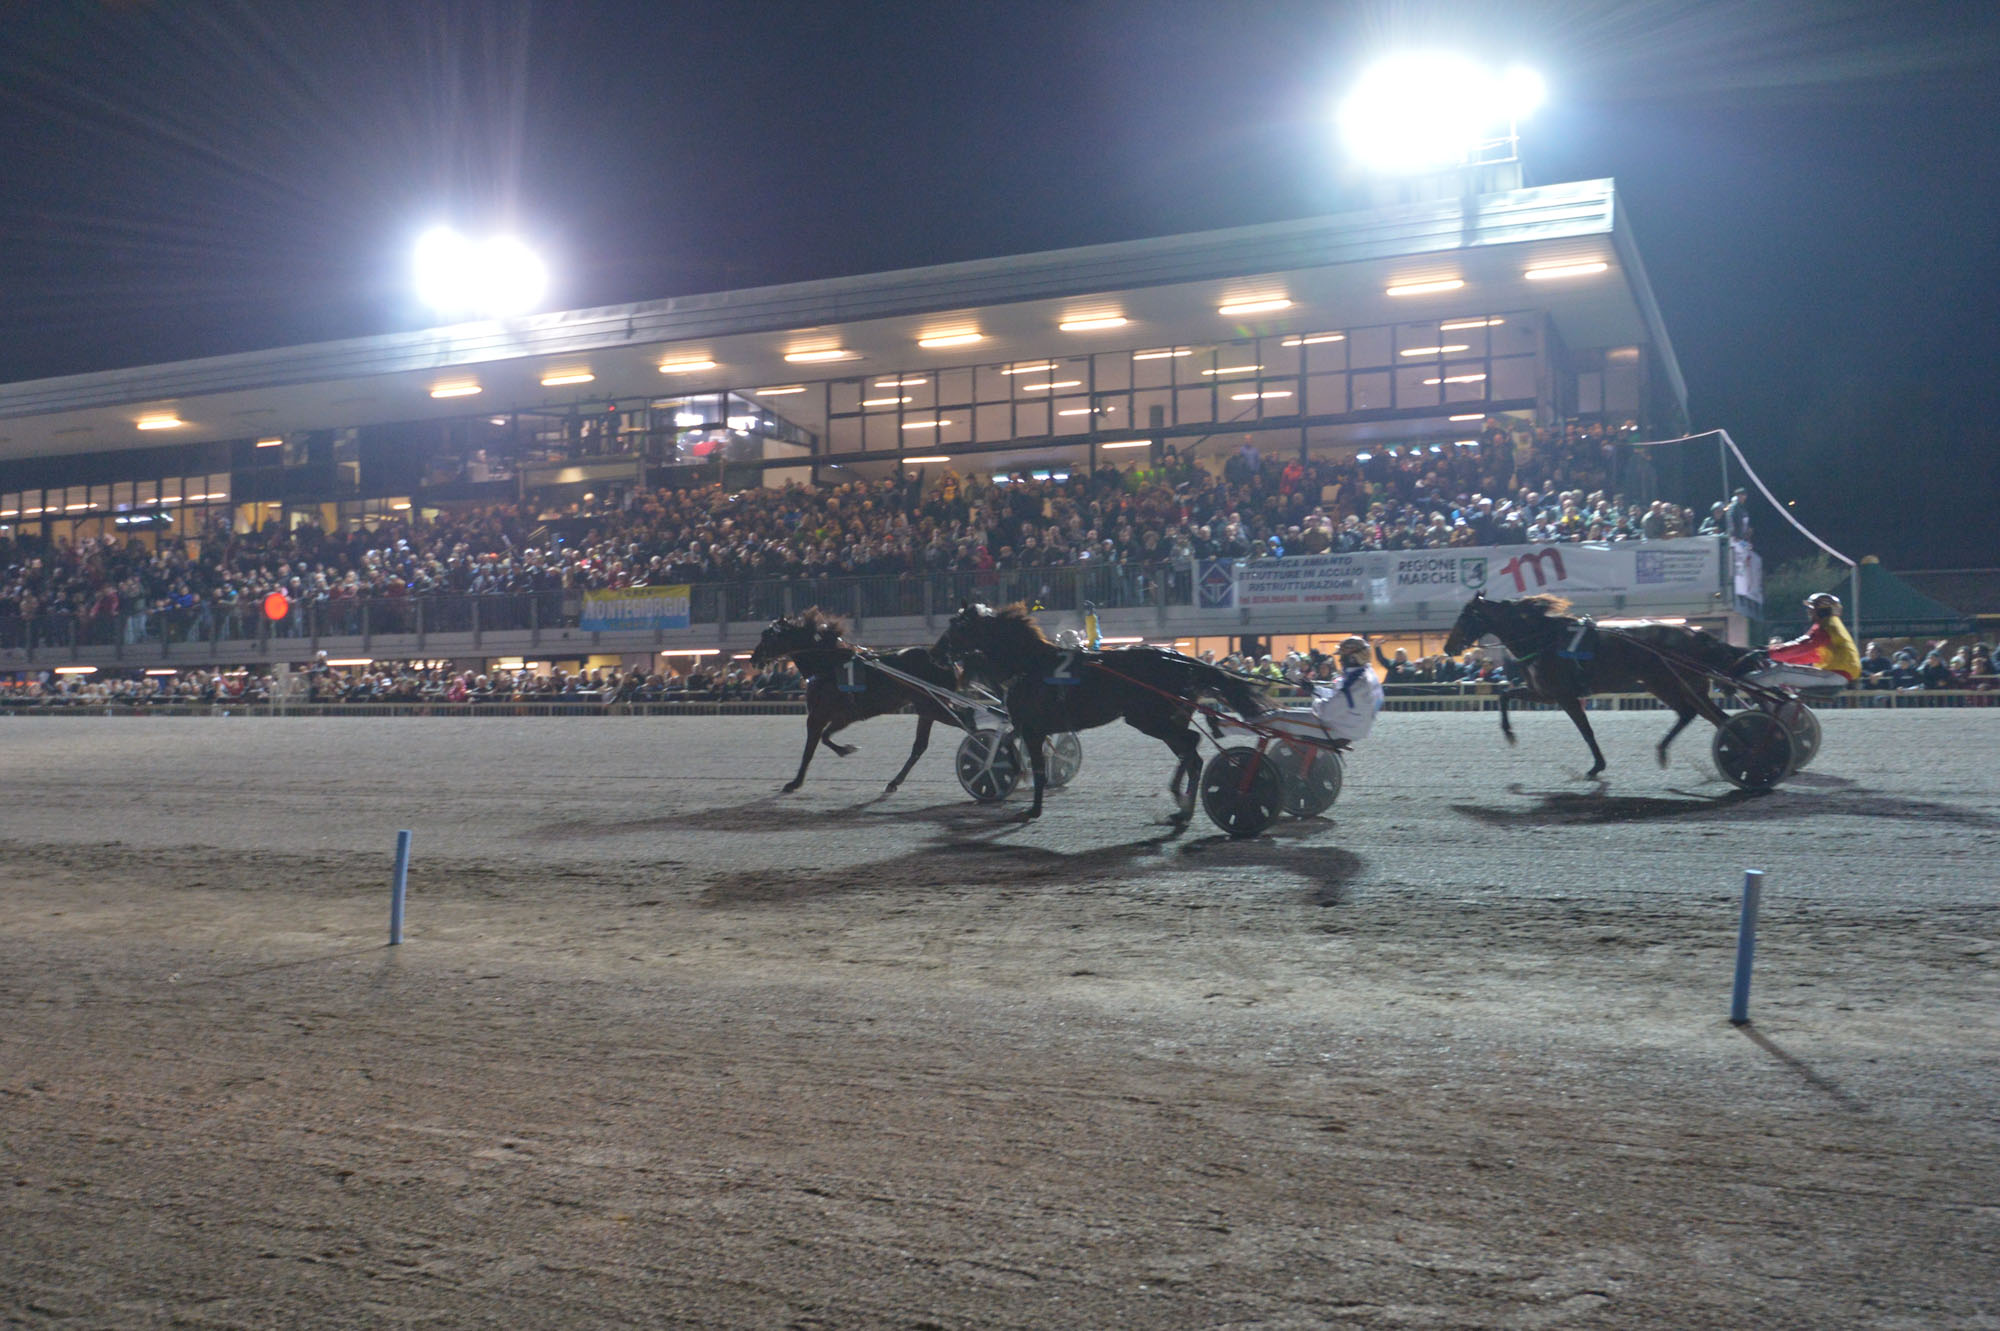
(781, 782), (801, 794)
(1656, 748), (1671, 769)
(833, 744), (857, 758)
(884, 781), (901, 793)
(1503, 732), (1518, 746)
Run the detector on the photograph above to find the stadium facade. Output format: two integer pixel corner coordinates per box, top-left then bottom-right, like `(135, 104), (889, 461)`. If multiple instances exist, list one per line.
(0, 175), (1760, 676)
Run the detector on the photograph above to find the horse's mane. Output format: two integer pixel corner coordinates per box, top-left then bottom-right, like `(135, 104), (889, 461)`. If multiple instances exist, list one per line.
(991, 602), (1054, 646)
(795, 606), (847, 642)
(1515, 594), (1574, 619)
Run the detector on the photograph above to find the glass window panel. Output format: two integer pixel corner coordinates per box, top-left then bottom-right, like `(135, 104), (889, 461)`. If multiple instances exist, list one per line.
(1052, 396), (1091, 435)
(1259, 384), (1300, 418)
(1496, 315), (1537, 355)
(1442, 361), (1489, 404)
(1396, 322), (1444, 357)
(1014, 400), (1050, 436)
(1090, 352), (1130, 392)
(1491, 356), (1536, 401)
(1176, 386), (1214, 425)
(1257, 340), (1301, 377)
(1352, 370), (1391, 411)
(934, 368), (972, 406)
(1576, 372), (1604, 415)
(1132, 388), (1173, 432)
(938, 415), (971, 446)
(1091, 392), (1130, 430)
(975, 365), (1013, 401)
(828, 380), (862, 414)
(1303, 336), (1348, 372)
(1176, 345), (1223, 385)
(0, 492), (18, 517)
(1307, 373), (1347, 415)
(974, 403), (1013, 443)
(1348, 326), (1392, 368)
(111, 482), (132, 508)
(897, 378), (936, 411)
(1396, 366), (1443, 407)
(207, 473), (230, 501)
(1605, 358), (1641, 413)
(1131, 351), (1176, 389)
(866, 413), (903, 451)
(828, 416), (862, 452)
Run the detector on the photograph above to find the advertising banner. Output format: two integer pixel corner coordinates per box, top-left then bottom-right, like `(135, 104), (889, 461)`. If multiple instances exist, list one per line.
(1199, 538), (1721, 614)
(579, 584), (691, 631)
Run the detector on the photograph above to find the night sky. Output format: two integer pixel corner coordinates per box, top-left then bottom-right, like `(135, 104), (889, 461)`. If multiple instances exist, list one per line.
(2, 0), (1996, 568)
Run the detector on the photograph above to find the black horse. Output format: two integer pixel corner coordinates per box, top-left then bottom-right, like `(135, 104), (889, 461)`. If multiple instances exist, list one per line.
(1443, 592), (1750, 777)
(936, 602), (1266, 824)
(750, 609), (963, 794)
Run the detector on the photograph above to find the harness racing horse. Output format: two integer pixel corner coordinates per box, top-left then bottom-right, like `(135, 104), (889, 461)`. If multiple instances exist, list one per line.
(936, 602), (1266, 824)
(1442, 592), (1741, 777)
(750, 609), (964, 794)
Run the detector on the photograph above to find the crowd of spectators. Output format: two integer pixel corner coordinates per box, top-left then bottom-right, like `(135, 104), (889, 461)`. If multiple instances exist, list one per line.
(2, 416), (1742, 639)
(1855, 640), (2000, 691)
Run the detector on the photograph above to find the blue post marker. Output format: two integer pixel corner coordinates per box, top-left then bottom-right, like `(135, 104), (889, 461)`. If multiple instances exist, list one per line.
(390, 830), (412, 946)
(1729, 869), (1765, 1025)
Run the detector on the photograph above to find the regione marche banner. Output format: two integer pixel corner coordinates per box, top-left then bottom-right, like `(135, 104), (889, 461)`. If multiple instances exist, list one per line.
(580, 584), (691, 631)
(1201, 537), (1721, 612)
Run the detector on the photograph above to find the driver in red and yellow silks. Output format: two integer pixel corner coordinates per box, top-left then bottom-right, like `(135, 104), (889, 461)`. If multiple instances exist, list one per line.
(1766, 593), (1861, 683)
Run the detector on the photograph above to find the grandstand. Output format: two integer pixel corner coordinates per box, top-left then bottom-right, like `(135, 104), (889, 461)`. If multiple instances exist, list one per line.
(2, 175), (1761, 683)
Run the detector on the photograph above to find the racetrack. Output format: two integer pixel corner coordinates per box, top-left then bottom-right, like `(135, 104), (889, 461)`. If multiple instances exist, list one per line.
(2, 709), (1996, 1329)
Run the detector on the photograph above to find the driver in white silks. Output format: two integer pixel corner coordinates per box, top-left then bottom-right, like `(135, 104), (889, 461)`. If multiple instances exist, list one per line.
(1214, 635), (1384, 748)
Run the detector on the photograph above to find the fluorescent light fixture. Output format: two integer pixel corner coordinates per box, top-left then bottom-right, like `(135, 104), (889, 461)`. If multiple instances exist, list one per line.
(875, 376), (927, 386)
(1423, 374), (1488, 385)
(255, 437), (283, 448)
(1455, 439), (1480, 447)
(1400, 345), (1470, 356)
(1132, 348), (1192, 360)
(657, 357), (718, 373)
(53, 665), (98, 675)
(901, 419), (952, 429)
(541, 370), (596, 386)
(1099, 636), (1145, 645)
(145, 668), (178, 676)
(1449, 413), (1486, 421)
(1524, 261), (1609, 281)
(136, 415), (185, 430)
(674, 412), (704, 427)
(1217, 297), (1292, 316)
(325, 658), (374, 667)
(489, 416), (509, 425)
(903, 455), (951, 463)
(429, 383), (481, 399)
(1056, 408), (1099, 417)
(390, 500), (412, 511)
(1387, 278), (1465, 297)
(1059, 315), (1128, 332)
(1230, 391), (1294, 400)
(659, 649), (720, 657)
(1001, 363), (1060, 375)
(1354, 451), (1372, 461)
(862, 396), (912, 407)
(786, 348), (858, 363)
(1018, 381), (1082, 392)
(916, 331), (983, 348)
(1281, 333), (1345, 347)
(1100, 439), (1153, 450)
(1202, 364), (1262, 376)
(754, 385), (807, 395)
(1440, 317), (1505, 330)
(66, 502), (89, 511)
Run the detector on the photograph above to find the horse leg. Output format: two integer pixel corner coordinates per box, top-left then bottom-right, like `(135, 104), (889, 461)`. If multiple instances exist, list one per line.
(1499, 688), (1532, 745)
(1166, 728), (1202, 825)
(1559, 696), (1608, 777)
(784, 715), (830, 792)
(821, 728), (857, 758)
(1017, 724), (1048, 820)
(1657, 704), (1699, 768)
(884, 713), (932, 792)
(1656, 673), (1731, 767)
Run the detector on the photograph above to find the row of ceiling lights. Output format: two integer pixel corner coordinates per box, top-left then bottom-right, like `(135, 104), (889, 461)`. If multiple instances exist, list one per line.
(127, 260), (1607, 432)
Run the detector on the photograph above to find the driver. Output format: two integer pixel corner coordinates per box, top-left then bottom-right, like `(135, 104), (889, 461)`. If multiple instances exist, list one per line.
(1752, 592), (1860, 690)
(1223, 635), (1384, 748)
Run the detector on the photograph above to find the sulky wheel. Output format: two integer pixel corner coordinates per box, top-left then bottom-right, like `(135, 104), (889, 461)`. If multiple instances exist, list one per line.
(1774, 699), (1822, 770)
(956, 730), (1022, 803)
(1712, 710), (1796, 791)
(1043, 732), (1084, 789)
(1200, 746), (1285, 839)
(1271, 740), (1343, 818)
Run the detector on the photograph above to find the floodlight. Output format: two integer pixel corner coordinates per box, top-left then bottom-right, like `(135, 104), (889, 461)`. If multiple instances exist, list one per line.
(413, 226), (548, 318)
(1338, 53), (1545, 174)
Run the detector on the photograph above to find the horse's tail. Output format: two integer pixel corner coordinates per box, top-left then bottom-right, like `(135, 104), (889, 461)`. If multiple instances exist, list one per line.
(1196, 661), (1267, 719)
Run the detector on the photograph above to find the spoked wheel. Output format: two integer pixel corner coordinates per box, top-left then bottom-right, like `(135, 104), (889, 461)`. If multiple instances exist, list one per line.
(1200, 746), (1285, 838)
(956, 730), (1022, 803)
(1271, 739), (1342, 818)
(1773, 699), (1822, 769)
(1043, 732), (1084, 789)
(1712, 711), (1796, 791)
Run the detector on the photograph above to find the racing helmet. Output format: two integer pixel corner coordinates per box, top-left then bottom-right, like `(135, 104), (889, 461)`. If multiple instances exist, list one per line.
(1805, 592), (1841, 616)
(1336, 635), (1371, 661)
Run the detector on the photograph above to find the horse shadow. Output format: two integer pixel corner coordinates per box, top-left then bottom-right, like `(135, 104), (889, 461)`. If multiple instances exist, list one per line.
(1450, 782), (2000, 829)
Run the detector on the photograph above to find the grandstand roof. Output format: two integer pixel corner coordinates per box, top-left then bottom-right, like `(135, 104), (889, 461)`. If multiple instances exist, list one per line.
(0, 176), (1680, 464)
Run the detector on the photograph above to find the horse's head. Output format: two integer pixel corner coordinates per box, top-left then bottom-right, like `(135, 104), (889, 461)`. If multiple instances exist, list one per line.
(936, 602), (994, 664)
(752, 608), (845, 665)
(1443, 593), (1490, 657)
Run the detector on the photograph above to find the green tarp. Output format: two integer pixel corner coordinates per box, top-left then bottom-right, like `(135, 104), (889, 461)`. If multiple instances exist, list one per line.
(1800, 560), (1975, 638)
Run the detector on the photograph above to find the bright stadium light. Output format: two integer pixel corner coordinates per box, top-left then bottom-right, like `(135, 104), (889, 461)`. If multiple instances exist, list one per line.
(413, 226), (548, 318)
(1338, 53), (1545, 174)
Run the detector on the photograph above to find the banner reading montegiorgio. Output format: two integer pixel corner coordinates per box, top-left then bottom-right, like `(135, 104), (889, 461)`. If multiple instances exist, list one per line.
(580, 584), (691, 631)
(1200, 537), (1722, 614)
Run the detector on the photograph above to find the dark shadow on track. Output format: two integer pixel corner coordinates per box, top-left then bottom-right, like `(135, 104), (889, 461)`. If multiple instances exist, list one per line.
(1450, 783), (1998, 829)
(1736, 1025), (1871, 1115)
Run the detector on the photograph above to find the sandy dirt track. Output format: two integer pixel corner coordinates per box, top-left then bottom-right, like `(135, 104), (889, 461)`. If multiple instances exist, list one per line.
(2, 709), (1996, 1330)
